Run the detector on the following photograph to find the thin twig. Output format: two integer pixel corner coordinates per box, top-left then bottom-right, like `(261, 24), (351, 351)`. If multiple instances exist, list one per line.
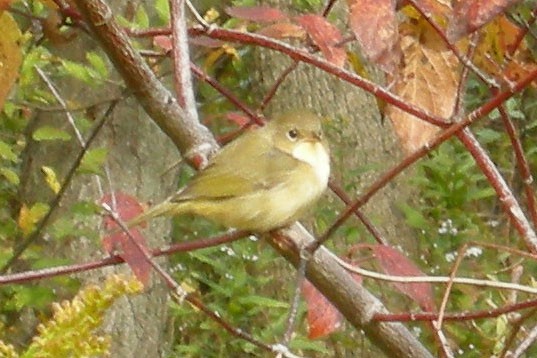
(508, 322), (537, 358)
(0, 99), (117, 274)
(0, 230), (249, 285)
(259, 61), (298, 111)
(373, 299), (537, 322)
(331, 251), (537, 295)
(169, 0), (199, 124)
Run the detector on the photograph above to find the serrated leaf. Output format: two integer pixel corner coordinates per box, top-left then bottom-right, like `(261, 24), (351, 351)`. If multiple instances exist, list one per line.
(32, 126), (72, 141)
(0, 140), (17, 161)
(79, 147), (107, 175)
(386, 18), (460, 153)
(41, 165), (61, 194)
(0, 167), (19, 184)
(86, 52), (108, 78)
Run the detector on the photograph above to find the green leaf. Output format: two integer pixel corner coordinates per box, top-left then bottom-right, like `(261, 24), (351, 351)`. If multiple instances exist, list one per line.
(41, 165), (61, 194)
(32, 126), (72, 141)
(62, 59), (94, 84)
(0, 140), (17, 161)
(86, 52), (108, 78)
(398, 202), (429, 230)
(13, 285), (56, 310)
(134, 5), (150, 28)
(155, 0), (170, 23)
(71, 200), (101, 216)
(0, 166), (19, 185)
(79, 147), (107, 174)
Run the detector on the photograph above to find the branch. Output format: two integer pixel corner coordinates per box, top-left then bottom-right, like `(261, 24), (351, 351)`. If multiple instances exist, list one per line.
(73, 0), (218, 167)
(169, 0), (198, 121)
(269, 225), (434, 358)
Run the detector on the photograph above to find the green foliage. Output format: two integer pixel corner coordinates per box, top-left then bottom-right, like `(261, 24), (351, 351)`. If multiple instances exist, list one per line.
(168, 213), (328, 356)
(399, 79), (537, 354)
(0, 4), (116, 345)
(78, 148), (108, 175)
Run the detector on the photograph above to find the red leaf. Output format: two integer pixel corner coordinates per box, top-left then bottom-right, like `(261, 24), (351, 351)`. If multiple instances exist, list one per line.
(301, 279), (343, 339)
(371, 245), (435, 311)
(101, 192), (145, 230)
(153, 35), (172, 52)
(447, 0), (520, 41)
(102, 229), (152, 286)
(302, 263), (362, 339)
(225, 6), (288, 23)
(295, 14), (346, 68)
(347, 0), (399, 73)
(101, 192), (151, 286)
(257, 22), (306, 39)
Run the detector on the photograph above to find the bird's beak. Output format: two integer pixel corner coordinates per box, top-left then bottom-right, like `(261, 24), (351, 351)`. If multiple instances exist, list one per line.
(305, 131), (323, 142)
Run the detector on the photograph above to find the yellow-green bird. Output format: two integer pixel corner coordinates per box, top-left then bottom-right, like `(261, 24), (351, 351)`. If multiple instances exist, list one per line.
(127, 109), (330, 232)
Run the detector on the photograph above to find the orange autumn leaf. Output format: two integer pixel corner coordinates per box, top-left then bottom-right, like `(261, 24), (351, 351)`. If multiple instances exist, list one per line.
(0, 12), (22, 110)
(302, 265), (362, 339)
(473, 15), (537, 84)
(386, 19), (460, 153)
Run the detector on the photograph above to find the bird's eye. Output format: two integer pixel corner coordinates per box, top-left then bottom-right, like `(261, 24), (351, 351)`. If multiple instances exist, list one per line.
(287, 129), (298, 141)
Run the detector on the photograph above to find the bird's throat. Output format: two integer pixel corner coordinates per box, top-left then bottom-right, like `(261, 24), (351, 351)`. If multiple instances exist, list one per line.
(291, 141), (330, 186)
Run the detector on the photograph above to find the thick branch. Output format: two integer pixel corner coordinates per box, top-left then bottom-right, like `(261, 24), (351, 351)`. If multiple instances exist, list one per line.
(270, 225), (434, 358)
(73, 0), (217, 165)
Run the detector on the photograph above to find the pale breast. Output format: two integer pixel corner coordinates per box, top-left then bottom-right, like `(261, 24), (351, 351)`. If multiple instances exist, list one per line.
(291, 141), (330, 188)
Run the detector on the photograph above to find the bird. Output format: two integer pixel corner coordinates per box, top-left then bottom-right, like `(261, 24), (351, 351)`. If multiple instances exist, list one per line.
(125, 109), (330, 232)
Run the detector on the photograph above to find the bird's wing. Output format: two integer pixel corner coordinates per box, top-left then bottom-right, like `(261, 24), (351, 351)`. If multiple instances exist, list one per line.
(172, 133), (298, 202)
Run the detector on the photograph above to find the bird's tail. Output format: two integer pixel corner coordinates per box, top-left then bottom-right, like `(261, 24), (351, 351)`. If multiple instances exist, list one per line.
(125, 199), (181, 229)
(105, 198), (184, 235)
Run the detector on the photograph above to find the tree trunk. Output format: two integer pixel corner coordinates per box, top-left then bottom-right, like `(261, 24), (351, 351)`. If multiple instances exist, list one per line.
(16, 4), (176, 356)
